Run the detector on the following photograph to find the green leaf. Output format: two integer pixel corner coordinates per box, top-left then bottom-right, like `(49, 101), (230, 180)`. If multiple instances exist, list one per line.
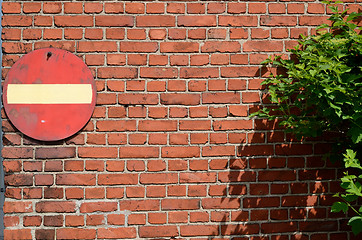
(341, 194), (358, 202)
(331, 201), (349, 213)
(343, 149), (362, 170)
(348, 216), (362, 235)
(346, 182), (362, 197)
(347, 12), (362, 22)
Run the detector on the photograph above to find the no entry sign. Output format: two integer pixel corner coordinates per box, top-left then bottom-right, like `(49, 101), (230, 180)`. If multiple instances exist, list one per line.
(3, 48), (96, 141)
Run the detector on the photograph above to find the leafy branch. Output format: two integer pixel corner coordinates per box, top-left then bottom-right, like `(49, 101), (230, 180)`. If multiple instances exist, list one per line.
(252, 1), (362, 235)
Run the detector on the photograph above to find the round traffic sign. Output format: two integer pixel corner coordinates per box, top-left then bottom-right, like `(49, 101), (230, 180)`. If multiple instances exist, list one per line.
(3, 48), (96, 141)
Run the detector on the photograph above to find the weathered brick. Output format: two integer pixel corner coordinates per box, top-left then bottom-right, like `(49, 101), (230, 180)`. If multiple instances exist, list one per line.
(35, 147), (76, 159)
(56, 174), (96, 186)
(139, 226), (179, 238)
(36, 201), (76, 213)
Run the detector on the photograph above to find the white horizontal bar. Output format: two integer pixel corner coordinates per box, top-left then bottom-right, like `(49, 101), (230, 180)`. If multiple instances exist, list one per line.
(7, 84), (93, 104)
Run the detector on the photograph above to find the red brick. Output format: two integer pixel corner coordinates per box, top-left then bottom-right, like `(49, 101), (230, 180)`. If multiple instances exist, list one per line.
(2, 2), (21, 13)
(107, 214), (125, 225)
(2, 29), (21, 41)
(98, 174), (138, 185)
(140, 67), (177, 79)
(188, 29), (206, 39)
(64, 2), (82, 13)
(218, 171), (256, 182)
(203, 92), (240, 104)
(105, 3), (124, 13)
(180, 172), (216, 183)
(160, 42), (199, 53)
(64, 29), (83, 40)
(23, 161), (42, 172)
(44, 215), (63, 227)
(243, 40), (283, 52)
(252, 28), (270, 39)
(125, 2), (144, 13)
(167, 185), (185, 197)
(269, 3), (286, 14)
(190, 211), (209, 222)
(275, 144), (313, 155)
(228, 2), (246, 13)
(222, 223), (259, 235)
(282, 195), (318, 207)
(128, 214), (146, 225)
(23, 216), (41, 227)
(147, 186), (166, 198)
(287, 3), (305, 14)
(187, 3), (205, 13)
(299, 16), (329, 26)
(162, 146), (200, 158)
(180, 67), (219, 78)
(147, 3), (164, 14)
(167, 160), (187, 171)
(126, 186), (145, 198)
(86, 214), (105, 226)
(160, 93), (200, 105)
(78, 147), (118, 158)
(44, 188), (63, 199)
(36, 201), (76, 213)
(4, 216), (19, 227)
(55, 16), (93, 27)
(179, 16), (216, 26)
(56, 174), (96, 186)
(98, 227), (137, 239)
(4, 229), (32, 240)
(249, 3), (266, 13)
(261, 16), (297, 26)
(2, 147), (33, 159)
(213, 120), (252, 131)
(208, 2), (225, 14)
(43, 2), (61, 13)
(3, 160), (21, 173)
(23, 29), (42, 40)
(244, 197), (280, 208)
(3, 201), (33, 213)
(221, 66), (259, 77)
(259, 170), (296, 181)
(167, 3), (185, 14)
(219, 16), (257, 27)
(106, 29), (125, 40)
(202, 41), (241, 53)
(139, 226), (179, 238)
(261, 222), (298, 234)
(137, 16), (175, 27)
(300, 221), (338, 232)
(180, 225), (219, 236)
(95, 16), (133, 27)
(5, 174), (33, 186)
(56, 229), (96, 240)
(78, 41), (118, 52)
(119, 200), (159, 211)
(119, 147), (159, 158)
(35, 147), (75, 159)
(162, 199), (199, 210)
(307, 3), (325, 14)
(80, 202), (117, 213)
(139, 120), (177, 132)
(65, 215), (84, 227)
(85, 188), (105, 199)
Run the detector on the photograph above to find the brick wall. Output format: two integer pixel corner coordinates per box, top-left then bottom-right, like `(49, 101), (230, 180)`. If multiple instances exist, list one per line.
(2, 0), (361, 239)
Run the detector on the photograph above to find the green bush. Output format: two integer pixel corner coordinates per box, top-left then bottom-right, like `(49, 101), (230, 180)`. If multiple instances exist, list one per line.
(252, 1), (362, 235)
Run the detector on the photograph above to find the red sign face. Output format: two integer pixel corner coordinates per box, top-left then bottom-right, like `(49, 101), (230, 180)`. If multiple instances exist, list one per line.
(3, 48), (96, 141)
